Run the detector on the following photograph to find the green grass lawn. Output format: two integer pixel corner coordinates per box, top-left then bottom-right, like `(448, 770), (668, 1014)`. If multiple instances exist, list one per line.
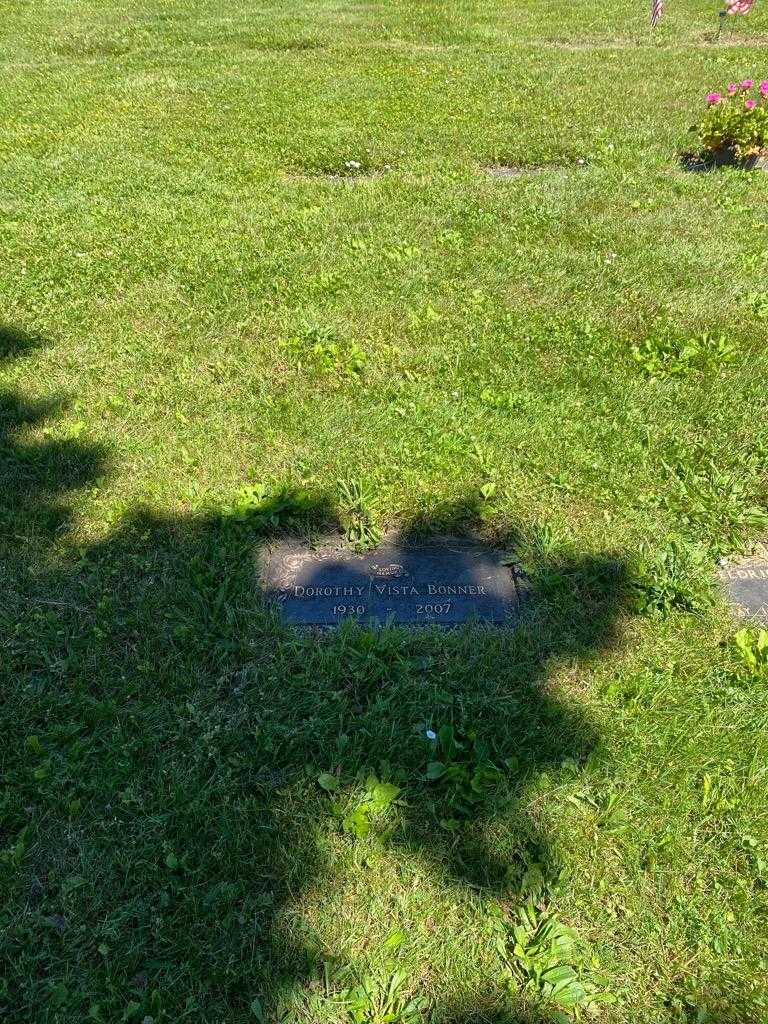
(3, 1), (768, 1021)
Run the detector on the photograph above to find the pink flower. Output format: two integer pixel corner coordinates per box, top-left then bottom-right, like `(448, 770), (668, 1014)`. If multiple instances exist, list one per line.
(706, 92), (722, 104)
(728, 83), (739, 94)
(741, 79), (754, 89)
(760, 81), (768, 95)
(746, 98), (757, 109)
(726, 0), (755, 13)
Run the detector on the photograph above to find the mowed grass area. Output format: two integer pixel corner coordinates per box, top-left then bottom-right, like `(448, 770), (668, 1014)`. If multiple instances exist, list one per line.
(3, 0), (768, 1021)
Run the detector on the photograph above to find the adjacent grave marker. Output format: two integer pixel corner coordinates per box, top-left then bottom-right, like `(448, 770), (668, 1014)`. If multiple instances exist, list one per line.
(261, 535), (526, 627)
(483, 159), (586, 178)
(719, 548), (768, 626)
(485, 164), (535, 178)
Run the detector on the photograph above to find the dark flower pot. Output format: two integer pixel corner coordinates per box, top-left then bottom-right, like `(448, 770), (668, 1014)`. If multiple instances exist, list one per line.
(682, 147), (768, 172)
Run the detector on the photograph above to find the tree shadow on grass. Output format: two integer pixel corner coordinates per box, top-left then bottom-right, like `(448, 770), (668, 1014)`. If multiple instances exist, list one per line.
(2, 329), (626, 1023)
(0, 325), (106, 547)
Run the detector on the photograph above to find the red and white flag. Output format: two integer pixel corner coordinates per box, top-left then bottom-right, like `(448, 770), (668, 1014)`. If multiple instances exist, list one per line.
(650, 0), (663, 26)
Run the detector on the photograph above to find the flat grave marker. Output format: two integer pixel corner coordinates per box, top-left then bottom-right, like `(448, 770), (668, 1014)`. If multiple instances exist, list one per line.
(261, 535), (526, 627)
(719, 549), (768, 626)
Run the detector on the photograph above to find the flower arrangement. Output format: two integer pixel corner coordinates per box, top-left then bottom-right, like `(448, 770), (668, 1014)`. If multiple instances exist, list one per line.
(695, 79), (768, 161)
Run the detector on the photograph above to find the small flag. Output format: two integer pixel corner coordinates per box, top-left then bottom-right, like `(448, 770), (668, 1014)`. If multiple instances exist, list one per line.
(651, 0), (663, 27)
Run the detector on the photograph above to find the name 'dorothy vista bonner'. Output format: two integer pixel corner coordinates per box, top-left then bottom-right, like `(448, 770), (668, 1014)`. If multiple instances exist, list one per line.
(292, 582), (489, 598)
